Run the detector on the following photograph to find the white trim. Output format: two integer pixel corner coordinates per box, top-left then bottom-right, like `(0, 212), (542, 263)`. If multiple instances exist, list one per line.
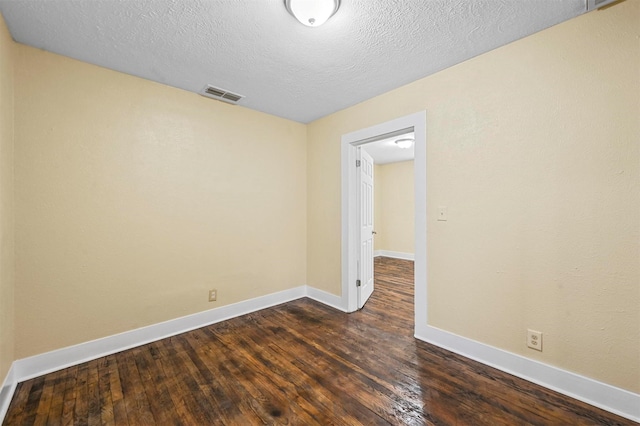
(0, 364), (16, 422)
(12, 286), (307, 383)
(1, 282), (637, 423)
(306, 286), (348, 312)
(0, 284), (347, 424)
(341, 111), (427, 314)
(415, 325), (640, 423)
(413, 113), (427, 332)
(374, 250), (415, 261)
(351, 111), (640, 422)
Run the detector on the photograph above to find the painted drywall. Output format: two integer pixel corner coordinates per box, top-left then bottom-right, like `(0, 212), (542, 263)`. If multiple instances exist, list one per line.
(14, 45), (307, 358)
(374, 160), (414, 254)
(0, 0), (587, 123)
(373, 163), (383, 251)
(0, 12), (14, 384)
(307, 1), (639, 393)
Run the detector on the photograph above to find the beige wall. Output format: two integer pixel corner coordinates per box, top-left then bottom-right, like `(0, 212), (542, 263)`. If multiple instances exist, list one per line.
(0, 12), (14, 384)
(307, 1), (639, 393)
(373, 163), (383, 251)
(14, 45), (307, 358)
(0, 0), (636, 398)
(374, 160), (414, 254)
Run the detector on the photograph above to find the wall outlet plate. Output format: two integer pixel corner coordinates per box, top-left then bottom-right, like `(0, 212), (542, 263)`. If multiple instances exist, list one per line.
(527, 329), (542, 351)
(208, 289), (217, 302)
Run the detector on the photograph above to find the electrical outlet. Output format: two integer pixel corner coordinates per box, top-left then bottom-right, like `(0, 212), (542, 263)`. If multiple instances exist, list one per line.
(527, 329), (542, 351)
(208, 289), (217, 302)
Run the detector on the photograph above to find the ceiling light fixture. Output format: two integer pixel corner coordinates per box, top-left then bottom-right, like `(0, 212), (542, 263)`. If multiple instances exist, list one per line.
(284, 0), (341, 27)
(395, 138), (414, 149)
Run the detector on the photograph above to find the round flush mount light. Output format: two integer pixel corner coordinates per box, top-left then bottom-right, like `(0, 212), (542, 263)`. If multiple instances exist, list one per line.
(395, 138), (414, 149)
(284, 0), (341, 27)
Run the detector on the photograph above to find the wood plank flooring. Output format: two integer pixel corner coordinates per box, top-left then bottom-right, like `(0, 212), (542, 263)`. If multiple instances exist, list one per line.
(4, 257), (635, 425)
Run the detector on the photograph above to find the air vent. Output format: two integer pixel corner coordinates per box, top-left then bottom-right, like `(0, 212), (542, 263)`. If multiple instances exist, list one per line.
(586, 0), (619, 11)
(221, 92), (242, 102)
(200, 85), (244, 104)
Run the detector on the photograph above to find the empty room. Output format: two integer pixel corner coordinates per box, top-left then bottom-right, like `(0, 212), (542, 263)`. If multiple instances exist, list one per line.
(0, 0), (638, 424)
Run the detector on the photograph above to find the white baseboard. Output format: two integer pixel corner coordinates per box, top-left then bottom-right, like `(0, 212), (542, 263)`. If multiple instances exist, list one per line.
(0, 364), (16, 422)
(11, 286), (307, 384)
(415, 324), (640, 423)
(374, 250), (414, 261)
(2, 287), (637, 424)
(0, 284), (338, 423)
(306, 286), (347, 312)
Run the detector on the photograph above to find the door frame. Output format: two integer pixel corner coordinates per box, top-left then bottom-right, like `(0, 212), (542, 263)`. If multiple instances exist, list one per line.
(341, 111), (427, 333)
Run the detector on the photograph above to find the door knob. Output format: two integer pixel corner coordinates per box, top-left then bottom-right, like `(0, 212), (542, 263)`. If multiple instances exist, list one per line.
(372, 231), (377, 235)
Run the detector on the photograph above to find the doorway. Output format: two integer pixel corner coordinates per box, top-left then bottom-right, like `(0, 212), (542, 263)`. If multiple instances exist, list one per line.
(340, 111), (427, 335)
(356, 133), (416, 309)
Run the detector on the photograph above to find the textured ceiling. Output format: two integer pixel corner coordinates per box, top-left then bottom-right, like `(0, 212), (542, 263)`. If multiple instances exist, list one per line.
(0, 0), (587, 123)
(364, 132), (415, 165)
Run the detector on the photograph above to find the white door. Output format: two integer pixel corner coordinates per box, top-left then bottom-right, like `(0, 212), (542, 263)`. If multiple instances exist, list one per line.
(357, 147), (375, 309)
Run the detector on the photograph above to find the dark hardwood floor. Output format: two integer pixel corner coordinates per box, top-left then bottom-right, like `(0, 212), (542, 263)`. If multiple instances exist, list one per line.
(4, 257), (635, 425)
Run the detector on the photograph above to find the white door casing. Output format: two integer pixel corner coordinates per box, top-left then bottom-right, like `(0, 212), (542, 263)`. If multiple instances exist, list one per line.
(357, 147), (375, 309)
(341, 111), (426, 325)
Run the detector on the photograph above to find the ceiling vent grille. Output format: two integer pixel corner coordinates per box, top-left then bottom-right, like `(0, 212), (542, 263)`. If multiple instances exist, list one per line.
(586, 0), (619, 11)
(200, 85), (244, 104)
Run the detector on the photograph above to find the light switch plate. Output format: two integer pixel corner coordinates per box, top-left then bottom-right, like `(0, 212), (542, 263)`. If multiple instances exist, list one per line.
(437, 206), (448, 221)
